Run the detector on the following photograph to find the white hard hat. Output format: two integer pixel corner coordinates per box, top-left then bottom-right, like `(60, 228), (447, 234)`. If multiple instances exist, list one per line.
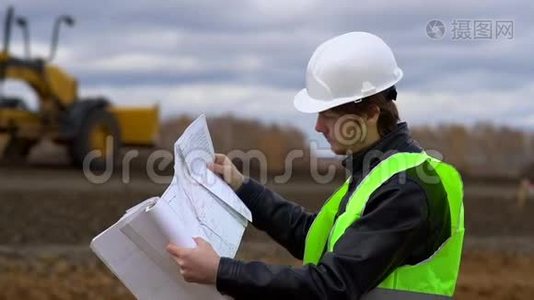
(294, 32), (403, 113)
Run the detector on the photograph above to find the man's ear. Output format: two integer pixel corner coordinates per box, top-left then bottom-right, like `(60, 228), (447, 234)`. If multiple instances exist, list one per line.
(366, 104), (380, 123)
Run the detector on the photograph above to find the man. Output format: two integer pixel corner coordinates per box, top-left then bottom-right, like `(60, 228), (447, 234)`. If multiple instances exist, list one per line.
(167, 32), (465, 299)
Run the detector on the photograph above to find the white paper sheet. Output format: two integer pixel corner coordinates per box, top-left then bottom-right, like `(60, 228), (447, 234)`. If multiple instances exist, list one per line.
(91, 114), (251, 300)
(168, 140), (246, 257)
(92, 200), (224, 300)
(176, 115), (215, 179)
(174, 115), (252, 222)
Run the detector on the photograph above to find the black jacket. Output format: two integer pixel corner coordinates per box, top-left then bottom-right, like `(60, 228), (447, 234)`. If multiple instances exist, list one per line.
(216, 122), (451, 300)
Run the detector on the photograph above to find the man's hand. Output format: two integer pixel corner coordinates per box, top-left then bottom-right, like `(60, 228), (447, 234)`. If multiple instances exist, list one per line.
(209, 153), (245, 191)
(166, 237), (220, 285)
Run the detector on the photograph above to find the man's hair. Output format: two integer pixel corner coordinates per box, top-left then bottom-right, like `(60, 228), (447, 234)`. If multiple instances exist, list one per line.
(330, 86), (400, 137)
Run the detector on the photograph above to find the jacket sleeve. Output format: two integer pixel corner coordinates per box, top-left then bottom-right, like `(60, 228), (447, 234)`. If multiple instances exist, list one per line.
(235, 177), (316, 259)
(217, 177), (429, 300)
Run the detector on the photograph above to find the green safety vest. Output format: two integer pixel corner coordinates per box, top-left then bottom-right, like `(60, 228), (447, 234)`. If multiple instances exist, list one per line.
(303, 152), (465, 299)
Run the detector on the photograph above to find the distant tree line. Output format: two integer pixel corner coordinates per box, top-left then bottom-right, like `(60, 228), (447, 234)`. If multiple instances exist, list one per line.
(160, 116), (534, 178)
(160, 115), (310, 174)
(411, 123), (534, 178)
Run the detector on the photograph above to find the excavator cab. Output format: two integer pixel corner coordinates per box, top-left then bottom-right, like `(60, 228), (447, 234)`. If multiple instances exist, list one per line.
(0, 6), (159, 168)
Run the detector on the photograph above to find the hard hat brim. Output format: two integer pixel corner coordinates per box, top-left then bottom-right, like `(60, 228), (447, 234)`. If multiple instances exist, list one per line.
(293, 89), (337, 113)
(293, 68), (403, 114)
(293, 88), (378, 114)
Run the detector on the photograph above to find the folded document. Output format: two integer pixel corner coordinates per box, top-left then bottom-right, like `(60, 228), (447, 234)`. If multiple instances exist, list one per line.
(91, 115), (252, 299)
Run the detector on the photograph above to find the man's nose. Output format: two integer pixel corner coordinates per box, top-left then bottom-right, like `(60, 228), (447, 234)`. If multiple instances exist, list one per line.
(315, 115), (325, 133)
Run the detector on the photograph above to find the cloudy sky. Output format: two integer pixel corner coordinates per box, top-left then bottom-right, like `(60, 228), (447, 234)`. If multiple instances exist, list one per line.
(2, 0), (533, 151)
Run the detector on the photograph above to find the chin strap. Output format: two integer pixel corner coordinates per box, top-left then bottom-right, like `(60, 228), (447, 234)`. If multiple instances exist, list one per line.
(387, 86), (398, 101)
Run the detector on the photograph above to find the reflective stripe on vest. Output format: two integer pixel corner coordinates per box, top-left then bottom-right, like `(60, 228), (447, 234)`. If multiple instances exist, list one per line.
(303, 152), (465, 298)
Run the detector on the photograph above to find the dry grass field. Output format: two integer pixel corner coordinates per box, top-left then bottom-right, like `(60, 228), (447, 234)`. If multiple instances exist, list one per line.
(1, 165), (533, 299)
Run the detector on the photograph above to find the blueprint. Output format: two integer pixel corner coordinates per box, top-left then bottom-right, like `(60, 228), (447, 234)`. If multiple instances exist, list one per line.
(90, 114), (251, 300)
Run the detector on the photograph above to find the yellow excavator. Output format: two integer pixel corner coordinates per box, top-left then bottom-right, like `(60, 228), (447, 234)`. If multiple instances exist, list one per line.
(0, 6), (158, 168)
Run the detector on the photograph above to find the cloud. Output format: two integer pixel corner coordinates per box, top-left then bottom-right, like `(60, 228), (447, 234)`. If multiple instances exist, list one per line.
(399, 82), (534, 129)
(2, 0), (532, 149)
(79, 83), (297, 119)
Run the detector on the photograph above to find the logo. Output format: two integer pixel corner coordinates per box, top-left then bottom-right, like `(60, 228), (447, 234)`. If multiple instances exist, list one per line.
(426, 20), (445, 39)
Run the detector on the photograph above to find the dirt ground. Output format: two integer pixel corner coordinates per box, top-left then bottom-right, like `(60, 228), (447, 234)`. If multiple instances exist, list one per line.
(1, 165), (533, 299)
(0, 244), (533, 300)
